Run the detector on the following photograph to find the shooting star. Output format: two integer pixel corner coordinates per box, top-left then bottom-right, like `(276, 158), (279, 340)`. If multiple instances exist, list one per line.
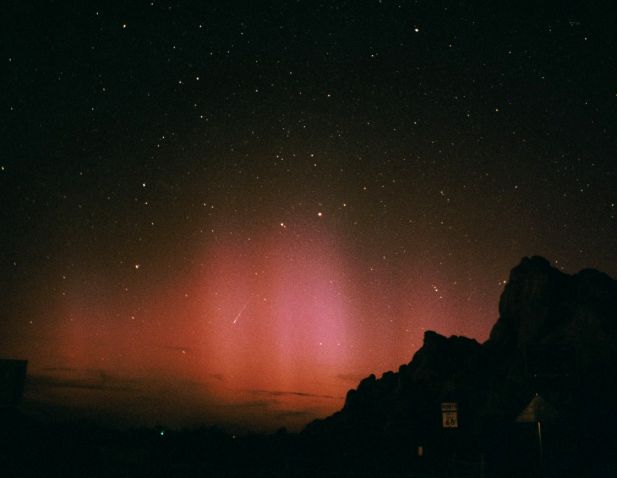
(232, 297), (254, 325)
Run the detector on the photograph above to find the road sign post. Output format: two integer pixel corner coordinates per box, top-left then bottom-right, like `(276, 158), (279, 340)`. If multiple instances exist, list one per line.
(441, 402), (458, 428)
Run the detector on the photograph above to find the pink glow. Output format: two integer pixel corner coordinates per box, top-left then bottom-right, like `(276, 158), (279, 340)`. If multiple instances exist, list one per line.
(13, 223), (494, 431)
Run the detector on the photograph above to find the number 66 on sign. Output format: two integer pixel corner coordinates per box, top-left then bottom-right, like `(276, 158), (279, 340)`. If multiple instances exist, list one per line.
(441, 402), (458, 428)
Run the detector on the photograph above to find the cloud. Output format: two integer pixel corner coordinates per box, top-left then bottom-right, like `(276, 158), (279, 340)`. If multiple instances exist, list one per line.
(209, 373), (225, 382)
(224, 399), (276, 409)
(27, 369), (137, 393)
(273, 409), (314, 419)
(40, 367), (79, 373)
(249, 389), (342, 400)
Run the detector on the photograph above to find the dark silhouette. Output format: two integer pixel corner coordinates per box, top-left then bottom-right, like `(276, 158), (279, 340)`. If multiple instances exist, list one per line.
(2, 256), (617, 477)
(0, 359), (27, 408)
(303, 256), (617, 476)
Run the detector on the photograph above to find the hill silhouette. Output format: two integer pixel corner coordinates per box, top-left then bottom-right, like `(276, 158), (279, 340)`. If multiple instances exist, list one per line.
(303, 256), (617, 476)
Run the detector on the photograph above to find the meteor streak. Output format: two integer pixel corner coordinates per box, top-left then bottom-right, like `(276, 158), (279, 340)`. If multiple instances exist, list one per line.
(232, 297), (253, 325)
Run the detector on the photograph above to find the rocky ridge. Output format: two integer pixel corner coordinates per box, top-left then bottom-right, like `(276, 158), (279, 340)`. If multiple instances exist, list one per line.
(303, 256), (617, 474)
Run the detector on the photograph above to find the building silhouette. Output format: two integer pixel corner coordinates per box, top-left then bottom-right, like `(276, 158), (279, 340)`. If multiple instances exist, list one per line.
(0, 359), (27, 408)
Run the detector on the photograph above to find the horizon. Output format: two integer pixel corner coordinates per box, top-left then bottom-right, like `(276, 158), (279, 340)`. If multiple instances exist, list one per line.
(10, 255), (615, 433)
(3, 1), (617, 433)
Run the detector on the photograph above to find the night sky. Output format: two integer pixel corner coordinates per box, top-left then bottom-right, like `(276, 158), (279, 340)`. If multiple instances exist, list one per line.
(2, 1), (616, 432)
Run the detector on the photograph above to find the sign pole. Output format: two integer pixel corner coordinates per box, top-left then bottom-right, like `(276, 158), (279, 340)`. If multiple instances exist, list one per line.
(537, 419), (545, 478)
(537, 420), (543, 459)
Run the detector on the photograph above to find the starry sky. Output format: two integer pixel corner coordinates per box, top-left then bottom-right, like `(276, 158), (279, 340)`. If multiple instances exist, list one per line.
(2, 1), (616, 431)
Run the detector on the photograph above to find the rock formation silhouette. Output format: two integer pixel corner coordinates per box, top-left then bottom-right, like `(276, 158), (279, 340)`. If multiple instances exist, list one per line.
(4, 256), (616, 477)
(303, 256), (617, 476)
